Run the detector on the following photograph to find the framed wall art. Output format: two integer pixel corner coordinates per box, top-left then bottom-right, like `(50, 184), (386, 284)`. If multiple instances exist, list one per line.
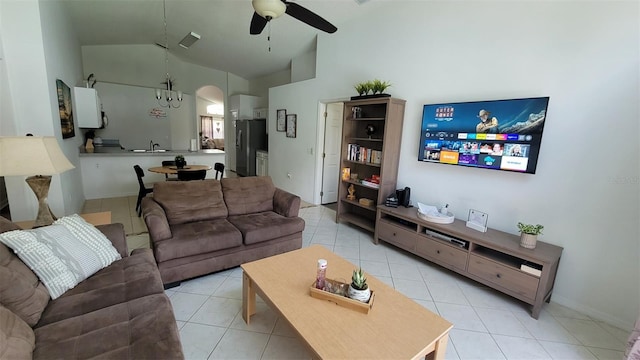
(277, 109), (286, 132)
(56, 79), (75, 139)
(286, 114), (297, 138)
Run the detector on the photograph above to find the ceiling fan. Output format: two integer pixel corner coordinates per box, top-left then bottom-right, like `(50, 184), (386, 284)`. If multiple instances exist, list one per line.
(250, 0), (338, 35)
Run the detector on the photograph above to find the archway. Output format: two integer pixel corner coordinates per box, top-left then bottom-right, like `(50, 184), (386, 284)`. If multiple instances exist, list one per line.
(195, 85), (224, 150)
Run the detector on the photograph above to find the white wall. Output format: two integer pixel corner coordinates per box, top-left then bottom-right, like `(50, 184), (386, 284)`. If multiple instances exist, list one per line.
(249, 69), (291, 107)
(0, 0), (85, 220)
(291, 49), (316, 83)
(92, 82), (195, 150)
(270, 1), (640, 329)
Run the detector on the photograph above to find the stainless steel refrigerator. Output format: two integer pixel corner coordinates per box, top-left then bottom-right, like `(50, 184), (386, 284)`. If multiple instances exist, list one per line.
(235, 119), (266, 176)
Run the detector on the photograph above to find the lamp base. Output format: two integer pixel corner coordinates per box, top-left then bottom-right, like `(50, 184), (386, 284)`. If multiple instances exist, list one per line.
(25, 175), (57, 228)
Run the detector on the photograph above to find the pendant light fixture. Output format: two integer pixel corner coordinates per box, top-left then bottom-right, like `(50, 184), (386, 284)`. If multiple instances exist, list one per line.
(155, 0), (182, 108)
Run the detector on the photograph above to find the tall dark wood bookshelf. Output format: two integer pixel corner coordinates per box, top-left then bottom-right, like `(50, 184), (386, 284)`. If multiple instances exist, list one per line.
(335, 97), (406, 232)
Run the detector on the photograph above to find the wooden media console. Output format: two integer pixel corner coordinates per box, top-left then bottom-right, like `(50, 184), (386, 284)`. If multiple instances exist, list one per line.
(375, 205), (563, 319)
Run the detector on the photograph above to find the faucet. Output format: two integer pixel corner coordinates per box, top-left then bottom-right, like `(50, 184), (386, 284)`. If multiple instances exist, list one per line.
(149, 140), (154, 152)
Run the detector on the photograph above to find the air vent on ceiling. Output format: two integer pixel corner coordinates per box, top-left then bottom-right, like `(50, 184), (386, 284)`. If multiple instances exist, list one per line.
(179, 32), (201, 49)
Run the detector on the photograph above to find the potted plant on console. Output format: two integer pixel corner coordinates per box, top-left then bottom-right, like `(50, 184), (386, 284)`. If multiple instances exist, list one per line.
(348, 268), (371, 303)
(517, 222), (544, 249)
(174, 155), (186, 169)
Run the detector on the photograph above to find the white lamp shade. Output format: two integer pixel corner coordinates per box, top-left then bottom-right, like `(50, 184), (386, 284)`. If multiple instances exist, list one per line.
(0, 136), (75, 176)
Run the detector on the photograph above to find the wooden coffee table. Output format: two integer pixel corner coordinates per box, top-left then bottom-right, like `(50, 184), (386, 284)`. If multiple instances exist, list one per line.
(241, 245), (452, 359)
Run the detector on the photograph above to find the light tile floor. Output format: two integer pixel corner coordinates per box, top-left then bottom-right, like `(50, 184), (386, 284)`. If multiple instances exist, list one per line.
(88, 197), (629, 360)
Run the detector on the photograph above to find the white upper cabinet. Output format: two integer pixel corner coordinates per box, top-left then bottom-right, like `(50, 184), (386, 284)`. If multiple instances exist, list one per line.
(74, 87), (102, 128)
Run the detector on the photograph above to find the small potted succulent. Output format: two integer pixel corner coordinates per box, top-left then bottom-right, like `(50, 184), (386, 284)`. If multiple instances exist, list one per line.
(174, 155), (186, 169)
(348, 267), (371, 303)
(517, 222), (543, 249)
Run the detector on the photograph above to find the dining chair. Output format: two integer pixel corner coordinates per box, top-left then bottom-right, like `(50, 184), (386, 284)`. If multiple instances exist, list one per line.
(214, 162), (225, 180)
(177, 169), (207, 181)
(161, 160), (179, 181)
(134, 165), (153, 217)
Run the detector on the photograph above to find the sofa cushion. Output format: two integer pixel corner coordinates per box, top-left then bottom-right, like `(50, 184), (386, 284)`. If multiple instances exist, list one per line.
(221, 176), (276, 216)
(0, 215), (121, 299)
(36, 248), (164, 328)
(228, 212), (306, 245)
(33, 294), (183, 360)
(0, 217), (50, 327)
(154, 220), (242, 263)
(154, 179), (228, 225)
(0, 304), (35, 359)
(0, 216), (20, 234)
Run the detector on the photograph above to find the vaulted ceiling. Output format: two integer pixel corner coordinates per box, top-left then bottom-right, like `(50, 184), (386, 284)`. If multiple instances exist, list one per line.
(62, 0), (367, 80)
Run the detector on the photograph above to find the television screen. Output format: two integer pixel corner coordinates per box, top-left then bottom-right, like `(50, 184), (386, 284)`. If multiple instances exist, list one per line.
(418, 97), (549, 174)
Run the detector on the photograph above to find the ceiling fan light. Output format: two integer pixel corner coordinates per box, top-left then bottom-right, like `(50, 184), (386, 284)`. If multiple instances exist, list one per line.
(252, 0), (286, 19)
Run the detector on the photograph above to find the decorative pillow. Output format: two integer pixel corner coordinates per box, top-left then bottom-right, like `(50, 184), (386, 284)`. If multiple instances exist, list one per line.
(0, 304), (35, 359)
(0, 215), (121, 299)
(53, 214), (121, 268)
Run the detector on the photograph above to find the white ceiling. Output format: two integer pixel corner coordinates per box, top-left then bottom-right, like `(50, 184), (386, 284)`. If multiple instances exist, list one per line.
(62, 0), (365, 80)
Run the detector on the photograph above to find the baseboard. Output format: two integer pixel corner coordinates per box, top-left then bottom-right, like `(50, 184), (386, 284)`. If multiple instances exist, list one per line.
(552, 294), (634, 331)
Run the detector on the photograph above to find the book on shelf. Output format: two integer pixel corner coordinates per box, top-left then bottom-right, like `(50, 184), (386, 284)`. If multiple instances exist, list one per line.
(347, 144), (381, 164)
(520, 262), (542, 277)
(361, 180), (380, 189)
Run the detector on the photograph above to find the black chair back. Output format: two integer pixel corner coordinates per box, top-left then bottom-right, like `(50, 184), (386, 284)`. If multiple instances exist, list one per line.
(162, 160), (177, 180)
(214, 162), (225, 180)
(133, 165), (153, 216)
(134, 165), (145, 186)
(178, 169), (207, 181)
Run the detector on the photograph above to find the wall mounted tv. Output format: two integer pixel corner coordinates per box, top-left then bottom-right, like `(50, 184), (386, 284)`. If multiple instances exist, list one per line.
(418, 97), (550, 174)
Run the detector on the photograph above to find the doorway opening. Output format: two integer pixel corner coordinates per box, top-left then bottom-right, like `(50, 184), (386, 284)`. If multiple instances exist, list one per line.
(196, 85), (225, 151)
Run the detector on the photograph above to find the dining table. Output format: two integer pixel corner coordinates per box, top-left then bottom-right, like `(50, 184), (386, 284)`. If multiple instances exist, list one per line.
(148, 164), (212, 175)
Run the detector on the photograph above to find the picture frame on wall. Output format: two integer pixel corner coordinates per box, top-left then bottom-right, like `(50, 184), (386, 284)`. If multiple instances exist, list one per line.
(286, 114), (297, 138)
(56, 79), (75, 139)
(277, 109), (287, 132)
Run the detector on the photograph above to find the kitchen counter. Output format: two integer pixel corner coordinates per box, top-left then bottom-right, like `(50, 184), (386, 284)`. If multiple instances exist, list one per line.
(79, 147), (224, 156)
(79, 148), (226, 199)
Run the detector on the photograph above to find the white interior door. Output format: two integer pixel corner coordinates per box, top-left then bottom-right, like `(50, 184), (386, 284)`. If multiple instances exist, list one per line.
(321, 102), (343, 204)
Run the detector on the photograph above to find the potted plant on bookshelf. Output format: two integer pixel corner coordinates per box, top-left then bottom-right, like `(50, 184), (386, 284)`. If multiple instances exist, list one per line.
(354, 82), (371, 97)
(348, 268), (371, 303)
(517, 222), (544, 249)
(371, 79), (391, 96)
(351, 79), (392, 100)
(174, 155), (186, 169)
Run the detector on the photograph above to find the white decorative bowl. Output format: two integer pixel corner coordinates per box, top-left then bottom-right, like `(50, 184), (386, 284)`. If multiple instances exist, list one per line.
(417, 210), (455, 224)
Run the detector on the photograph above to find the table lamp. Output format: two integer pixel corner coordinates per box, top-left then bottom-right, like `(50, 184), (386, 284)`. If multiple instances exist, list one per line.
(0, 136), (75, 228)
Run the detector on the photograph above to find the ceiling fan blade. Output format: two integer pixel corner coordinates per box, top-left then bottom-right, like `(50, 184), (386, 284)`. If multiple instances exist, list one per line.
(284, 2), (337, 34)
(250, 12), (269, 35)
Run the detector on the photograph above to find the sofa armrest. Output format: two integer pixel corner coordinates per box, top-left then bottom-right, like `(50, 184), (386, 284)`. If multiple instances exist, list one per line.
(96, 223), (128, 258)
(273, 188), (301, 218)
(141, 197), (172, 242)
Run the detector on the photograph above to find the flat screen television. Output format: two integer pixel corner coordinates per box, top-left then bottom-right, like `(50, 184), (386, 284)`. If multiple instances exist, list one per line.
(418, 97), (550, 174)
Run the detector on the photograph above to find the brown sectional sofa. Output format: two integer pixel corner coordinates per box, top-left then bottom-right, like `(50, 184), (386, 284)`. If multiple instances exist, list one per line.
(0, 217), (183, 359)
(141, 176), (304, 285)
